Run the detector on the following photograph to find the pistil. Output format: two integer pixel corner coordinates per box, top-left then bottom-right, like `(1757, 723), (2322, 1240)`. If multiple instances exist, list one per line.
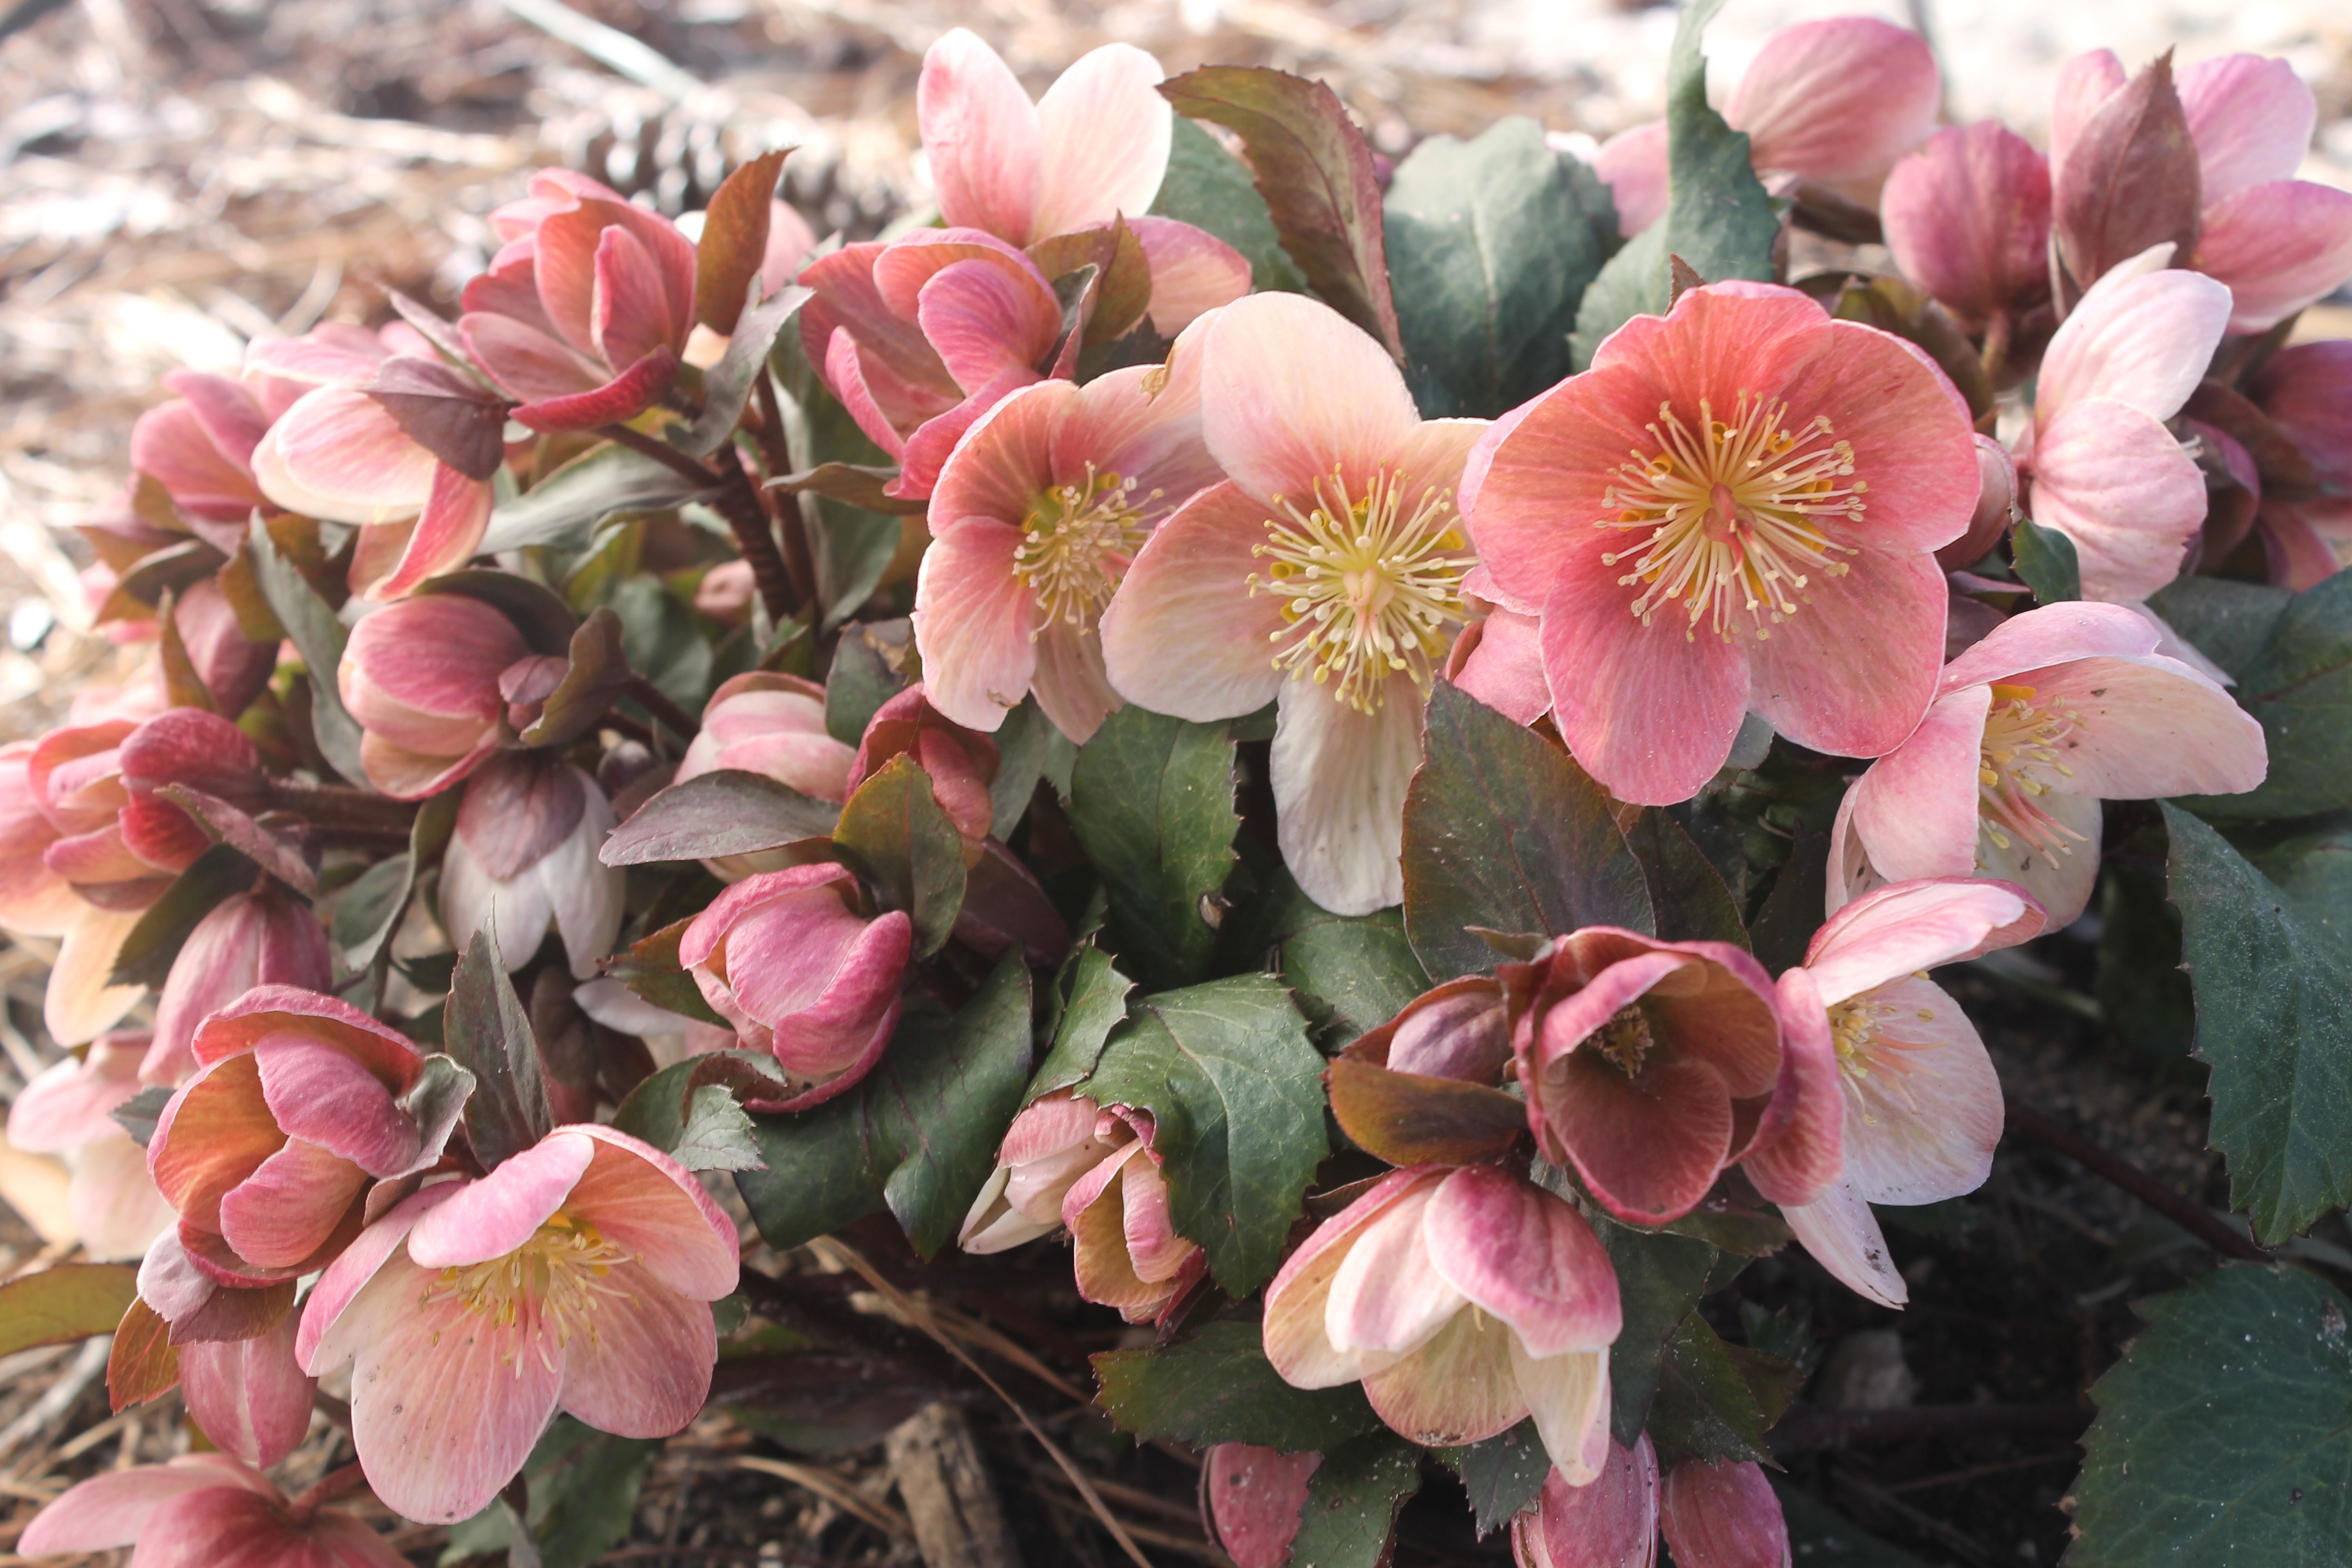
(1012, 464), (1154, 633)
(1977, 683), (2087, 859)
(422, 1213), (634, 1373)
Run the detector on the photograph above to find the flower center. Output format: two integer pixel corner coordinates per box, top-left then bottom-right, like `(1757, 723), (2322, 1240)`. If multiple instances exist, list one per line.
(1245, 468), (1473, 714)
(1826, 986), (1942, 1125)
(422, 1212), (632, 1369)
(1977, 683), (2088, 860)
(1590, 1003), (1656, 1077)
(1012, 464), (1153, 634)
(1598, 394), (1865, 642)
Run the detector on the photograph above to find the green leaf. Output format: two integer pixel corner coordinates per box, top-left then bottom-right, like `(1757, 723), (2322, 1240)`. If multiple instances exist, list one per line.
(2163, 805), (2352, 1242)
(1624, 807), (1748, 949)
(671, 1084), (767, 1173)
(1648, 1311), (1773, 1464)
(1442, 1418), (1551, 1538)
(832, 755), (967, 958)
(107, 842), (259, 988)
(1570, 0), (1776, 366)
(2237, 815), (2352, 948)
(737, 956), (1033, 1257)
(1151, 117), (1309, 295)
(1747, 824), (1830, 977)
(2147, 575), (2291, 681)
(611, 575), (712, 712)
(1280, 906), (1430, 1047)
(0, 1264), (139, 1357)
(605, 916), (731, 1029)
(1068, 705), (1240, 992)
(2011, 516), (2082, 603)
(1158, 67), (1403, 358)
(1078, 974), (1326, 1294)
(443, 1417), (662, 1568)
(1027, 943), (1135, 1099)
(2071, 1264), (2352, 1564)
(1092, 1319), (1382, 1451)
(444, 927), (553, 1170)
(1597, 1217), (1719, 1445)
(481, 441), (716, 554)
(336, 784), (457, 1006)
(1768, 1478), (1934, 1567)
(1403, 682), (1654, 981)
(989, 698), (1052, 839)
(110, 1085), (173, 1147)
(672, 286), (810, 457)
(775, 333), (903, 628)
(2178, 571), (2352, 820)
(1382, 117), (1601, 418)
(600, 769), (839, 866)
(246, 520), (366, 785)
(1286, 1431), (1423, 1568)
(824, 621), (910, 745)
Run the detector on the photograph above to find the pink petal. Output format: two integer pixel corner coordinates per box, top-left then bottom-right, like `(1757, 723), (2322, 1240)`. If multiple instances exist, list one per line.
(1513, 1435), (1658, 1568)
(1205, 1445), (1321, 1568)
(1837, 974), (2001, 1205)
(930, 378), (1068, 531)
(1360, 1305), (1527, 1447)
(1548, 1054), (1734, 1224)
(218, 1137), (367, 1270)
(1847, 685), (1989, 886)
(1804, 877), (2042, 1004)
(2193, 179), (2352, 334)
(2029, 399), (2208, 602)
(254, 386), (438, 523)
(2037, 262), (2233, 421)
(1324, 1180), (1463, 1355)
(1261, 1166), (1446, 1390)
(2008, 654), (2267, 799)
(2246, 340), (2352, 492)
(69, 1131), (176, 1262)
(1659, 1461), (1790, 1568)
(456, 312), (602, 405)
(246, 323), (390, 386)
(1977, 788), (2101, 927)
(2258, 498), (2351, 590)
(130, 401), (264, 524)
(1199, 293), (1418, 506)
(297, 1183), (458, 1373)
(1270, 674), (1424, 917)
(1744, 546), (1947, 761)
(825, 329), (912, 458)
(2177, 53), (2316, 204)
(1881, 121), (2052, 330)
(1453, 608), (1550, 725)
(194, 985), (424, 1086)
(1593, 121), (1667, 237)
(1125, 216), (1250, 334)
(592, 224), (682, 371)
(1098, 480), (1287, 721)
(1051, 331), (1222, 510)
(252, 1037), (419, 1175)
(801, 244), (960, 407)
(557, 1259), (716, 1436)
(872, 229), (1058, 325)
(1941, 599), (2158, 689)
(1512, 1344), (1613, 1488)
(917, 258), (1064, 394)
(563, 1124), (741, 1300)
(2048, 50), (2126, 180)
(510, 347), (679, 433)
(894, 366), (1040, 501)
(1781, 1178), (1905, 1308)
(148, 1053), (284, 1227)
(366, 468), (494, 601)
(406, 1132), (594, 1268)
(1031, 619), (1121, 745)
(912, 522), (1040, 732)
(1423, 1166), (1620, 1356)
(1741, 967), (1842, 1208)
(919, 29), (1043, 243)
(179, 1309), (314, 1468)
(8, 1045), (142, 1152)
(1729, 17), (1939, 193)
(1032, 43), (1172, 239)
(19, 1462), (269, 1555)
(1121, 1156), (1193, 1283)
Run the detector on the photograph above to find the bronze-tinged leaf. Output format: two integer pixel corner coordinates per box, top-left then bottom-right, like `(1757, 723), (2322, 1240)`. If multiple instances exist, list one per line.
(1028, 216), (1153, 351)
(696, 149), (790, 335)
(0, 1263), (140, 1360)
(154, 587), (217, 713)
(1326, 1057), (1527, 1167)
(2054, 51), (2201, 295)
(107, 1298), (181, 1411)
(363, 356), (508, 481)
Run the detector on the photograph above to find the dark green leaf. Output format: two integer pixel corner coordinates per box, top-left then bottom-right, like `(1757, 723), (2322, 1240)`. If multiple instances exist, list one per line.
(444, 1417), (662, 1568)
(1068, 704), (1240, 991)
(109, 1085), (174, 1147)
(1151, 117), (1308, 295)
(1624, 807), (1748, 949)
(1027, 943), (1135, 1099)
(342, 789), (458, 1010)
(1598, 1217), (1718, 1445)
(0, 1264), (139, 1358)
(1747, 825), (1830, 976)
(737, 956), (1033, 1257)
(246, 520), (366, 785)
(672, 1085), (766, 1173)
(2096, 862), (2196, 1068)
(831, 755), (967, 958)
(2011, 516), (2082, 603)
(1570, 0), (1777, 366)
(988, 698), (1051, 840)
(2237, 815), (2352, 949)
(2178, 571), (2352, 820)
(1739, 1300), (1820, 1375)
(2071, 1264), (2352, 1564)
(1403, 682), (1654, 981)
(482, 442), (716, 554)
(1280, 907), (1430, 1047)
(1092, 1319), (1382, 1451)
(824, 621), (910, 745)
(444, 928), (553, 1169)
(672, 286), (810, 457)
(1648, 1311), (1772, 1464)
(1158, 67), (1402, 358)
(1384, 117), (1600, 418)
(107, 842), (258, 989)
(2147, 575), (2291, 681)
(1444, 1418), (1551, 1538)
(1079, 974), (1326, 1293)
(1768, 1478), (1934, 1567)
(1286, 1431), (1422, 1568)
(611, 575), (712, 713)
(600, 770), (839, 866)
(2163, 805), (2352, 1242)
(610, 1050), (785, 1154)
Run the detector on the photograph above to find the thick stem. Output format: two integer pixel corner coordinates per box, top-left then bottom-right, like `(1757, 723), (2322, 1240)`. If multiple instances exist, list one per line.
(755, 374), (818, 611)
(266, 778), (418, 831)
(2004, 1095), (2273, 1264)
(627, 672), (701, 741)
(711, 445), (800, 627)
(287, 1460), (370, 1523)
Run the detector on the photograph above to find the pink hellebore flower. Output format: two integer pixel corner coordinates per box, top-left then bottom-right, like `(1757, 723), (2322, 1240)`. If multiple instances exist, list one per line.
(846, 685), (1000, 852)
(917, 315), (1222, 742)
(959, 1089), (1129, 1251)
(459, 169), (698, 431)
(339, 594), (533, 799)
(18, 1453), (406, 1568)
(148, 883), (335, 1085)
(1881, 121), (2054, 337)
(1511, 1435), (1659, 1568)
(2016, 246), (2232, 603)
(2246, 341), (2352, 587)
(1771, 878), (2044, 1309)
(1263, 1164), (1620, 1473)
(439, 754), (624, 978)
(1659, 1461), (1791, 1568)
(147, 987), (440, 1286)
(1595, 16), (1940, 235)
(1829, 602), (2267, 927)
(1060, 1104), (1203, 1324)
(1465, 282), (1977, 806)
(0, 738), (90, 940)
(6, 1033), (177, 1261)
(673, 672), (855, 881)
(179, 1309), (318, 1469)
(128, 367), (304, 551)
(1202, 1444), (1321, 1568)
(2054, 51), (2352, 331)
(1101, 292), (1490, 914)
(1508, 929), (1798, 1224)
(678, 863), (912, 1110)
(297, 1126), (739, 1525)
(249, 323), (503, 600)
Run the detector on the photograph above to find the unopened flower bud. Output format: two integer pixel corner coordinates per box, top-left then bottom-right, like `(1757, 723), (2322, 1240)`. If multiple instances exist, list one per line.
(340, 596), (530, 799)
(148, 884), (334, 1084)
(847, 685), (999, 853)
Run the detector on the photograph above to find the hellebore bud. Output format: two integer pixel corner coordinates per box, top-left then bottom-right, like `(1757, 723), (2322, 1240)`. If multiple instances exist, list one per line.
(339, 595), (531, 799)
(438, 752), (623, 979)
(148, 884), (335, 1084)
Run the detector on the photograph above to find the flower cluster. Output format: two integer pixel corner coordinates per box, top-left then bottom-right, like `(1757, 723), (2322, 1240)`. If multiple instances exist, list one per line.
(0, 13), (2320, 1565)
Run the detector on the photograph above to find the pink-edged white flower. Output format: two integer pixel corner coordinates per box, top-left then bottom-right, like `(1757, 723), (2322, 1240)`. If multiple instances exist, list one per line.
(1465, 281), (1977, 806)
(148, 884), (334, 1085)
(439, 753), (624, 979)
(18, 1453), (405, 1568)
(1830, 602), (2267, 927)
(1658, 1460), (1790, 1568)
(917, 314), (1222, 742)
(249, 323), (502, 601)
(1203, 1444), (1321, 1568)
(128, 367), (306, 552)
(677, 672), (854, 800)
(2016, 246), (2232, 604)
(1881, 121), (2053, 338)
(1263, 1164), (1619, 1474)
(1594, 16), (1940, 235)
(1101, 292), (1489, 913)
(959, 1089), (1128, 1252)
(1770, 879), (2044, 1309)
(1512, 1436), (1658, 1568)
(5, 1033), (176, 1261)
(2246, 340), (2352, 588)
(2054, 51), (2352, 331)
(296, 1125), (739, 1524)
(1060, 1104), (1202, 1324)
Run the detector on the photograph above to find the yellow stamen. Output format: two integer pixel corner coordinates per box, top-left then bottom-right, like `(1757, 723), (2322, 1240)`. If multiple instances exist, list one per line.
(1975, 684), (2088, 863)
(420, 1212), (634, 1375)
(1012, 463), (1155, 634)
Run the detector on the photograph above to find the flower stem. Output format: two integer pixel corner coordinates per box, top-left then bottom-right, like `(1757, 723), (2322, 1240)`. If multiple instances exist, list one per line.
(287, 1460), (370, 1523)
(265, 778), (419, 831)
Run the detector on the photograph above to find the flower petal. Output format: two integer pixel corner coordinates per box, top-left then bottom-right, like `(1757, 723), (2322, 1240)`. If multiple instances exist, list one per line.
(406, 1131), (594, 1269)
(1032, 43), (1172, 240)
(2037, 260), (2233, 421)
(217, 1137), (367, 1271)
(1199, 293), (1418, 506)
(1847, 684), (1990, 886)
(1839, 974), (2002, 1205)
(1125, 216), (1250, 335)
(1593, 121), (1668, 236)
(557, 1258), (716, 1436)
(929, 379), (1068, 531)
(912, 521), (1039, 733)
(2029, 399), (2208, 603)
(1728, 16), (1939, 193)
(1804, 877), (2042, 1005)
(919, 29), (1043, 243)
(1261, 1166), (1444, 1390)
(563, 1125), (741, 1300)
(1659, 1460), (1790, 1568)
(1742, 966), (1842, 1208)
(1031, 619), (1121, 745)
(1099, 480), (1287, 721)
(1423, 1166), (1620, 1355)
(2007, 654), (2267, 799)
(1512, 1344), (1613, 1489)
(1781, 1178), (1906, 1308)
(1270, 675), (1423, 917)
(1324, 1180), (1461, 1356)
(179, 1310), (314, 1468)
(2192, 178), (2352, 334)
(253, 1036), (420, 1175)
(2177, 53), (2317, 204)
(1745, 547), (1947, 761)
(1360, 1307), (1526, 1447)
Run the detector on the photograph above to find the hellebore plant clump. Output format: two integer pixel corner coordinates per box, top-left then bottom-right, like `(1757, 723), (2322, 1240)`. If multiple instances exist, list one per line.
(4, 6), (2350, 1565)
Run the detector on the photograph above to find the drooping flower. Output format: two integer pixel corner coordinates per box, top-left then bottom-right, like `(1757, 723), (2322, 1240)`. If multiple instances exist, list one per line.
(1060, 1104), (1203, 1324)
(439, 753), (624, 978)
(1202, 1444), (1321, 1568)
(1101, 292), (1490, 913)
(1263, 1164), (1619, 1473)
(1770, 878), (2044, 1308)
(296, 1126), (739, 1524)
(1595, 16), (1940, 235)
(1828, 602), (2267, 925)
(1658, 1461), (1790, 1568)
(339, 594), (532, 799)
(5, 1033), (177, 1261)
(1464, 281), (1978, 805)
(2052, 50), (2352, 331)
(677, 863), (912, 1110)
(18, 1453), (406, 1568)
(2015, 246), (2233, 603)
(148, 883), (335, 1084)
(126, 367), (306, 551)
(177, 1308), (317, 1469)
(1511, 1435), (1659, 1568)
(916, 315), (1222, 742)
(959, 1090), (1129, 1253)
(677, 673), (855, 801)
(1881, 121), (2053, 341)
